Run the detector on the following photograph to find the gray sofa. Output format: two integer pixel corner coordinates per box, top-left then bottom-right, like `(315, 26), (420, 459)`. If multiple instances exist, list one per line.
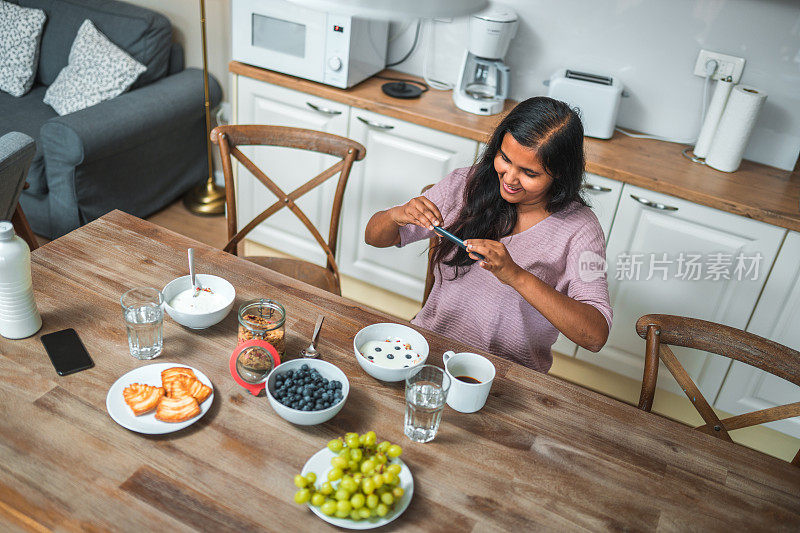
(1, 0), (222, 239)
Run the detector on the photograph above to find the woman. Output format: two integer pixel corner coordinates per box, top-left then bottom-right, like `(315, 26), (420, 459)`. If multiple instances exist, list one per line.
(364, 97), (611, 372)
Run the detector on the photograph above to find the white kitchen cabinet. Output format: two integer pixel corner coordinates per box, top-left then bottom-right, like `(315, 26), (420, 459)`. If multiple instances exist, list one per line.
(235, 76), (350, 265)
(551, 173), (624, 357)
(576, 184), (786, 399)
(715, 231), (800, 438)
(339, 109), (479, 300)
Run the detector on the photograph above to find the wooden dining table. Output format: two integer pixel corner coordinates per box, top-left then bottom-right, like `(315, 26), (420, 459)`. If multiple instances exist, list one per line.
(1, 210), (798, 532)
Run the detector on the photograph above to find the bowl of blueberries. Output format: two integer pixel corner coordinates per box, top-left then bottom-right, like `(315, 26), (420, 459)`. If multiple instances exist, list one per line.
(265, 359), (349, 425)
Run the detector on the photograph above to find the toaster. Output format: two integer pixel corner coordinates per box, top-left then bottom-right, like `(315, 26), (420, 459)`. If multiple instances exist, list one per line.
(547, 69), (623, 139)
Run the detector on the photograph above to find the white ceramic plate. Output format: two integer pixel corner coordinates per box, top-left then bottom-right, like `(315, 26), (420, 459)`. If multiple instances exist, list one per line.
(301, 447), (414, 529)
(106, 362), (214, 434)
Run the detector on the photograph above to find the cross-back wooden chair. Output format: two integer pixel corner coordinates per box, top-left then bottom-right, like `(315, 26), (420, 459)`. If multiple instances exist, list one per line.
(211, 125), (365, 295)
(636, 314), (800, 465)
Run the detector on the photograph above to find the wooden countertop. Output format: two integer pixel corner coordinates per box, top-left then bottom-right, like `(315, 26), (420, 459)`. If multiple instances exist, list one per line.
(4, 210), (799, 530)
(230, 61), (800, 233)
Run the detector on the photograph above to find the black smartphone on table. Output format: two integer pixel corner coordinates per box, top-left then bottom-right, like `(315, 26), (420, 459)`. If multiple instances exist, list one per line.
(41, 328), (94, 376)
(432, 226), (485, 260)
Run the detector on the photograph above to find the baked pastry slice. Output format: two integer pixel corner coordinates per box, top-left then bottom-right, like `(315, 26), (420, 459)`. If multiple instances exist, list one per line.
(155, 395), (200, 423)
(123, 383), (165, 416)
(186, 378), (212, 404)
(161, 367), (197, 390)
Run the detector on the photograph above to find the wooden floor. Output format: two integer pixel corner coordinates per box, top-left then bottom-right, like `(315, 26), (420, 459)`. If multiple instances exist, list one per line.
(146, 200), (230, 250)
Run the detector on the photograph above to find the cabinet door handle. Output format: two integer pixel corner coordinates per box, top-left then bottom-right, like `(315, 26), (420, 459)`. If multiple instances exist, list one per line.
(583, 183), (612, 193)
(357, 116), (394, 130)
(630, 194), (679, 211)
(306, 102), (342, 115)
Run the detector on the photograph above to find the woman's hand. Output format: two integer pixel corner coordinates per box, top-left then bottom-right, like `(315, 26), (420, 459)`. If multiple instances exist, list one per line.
(464, 239), (525, 286)
(390, 196), (443, 230)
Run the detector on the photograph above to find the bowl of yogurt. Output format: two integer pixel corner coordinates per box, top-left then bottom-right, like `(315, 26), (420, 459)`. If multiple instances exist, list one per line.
(162, 274), (235, 329)
(353, 323), (429, 382)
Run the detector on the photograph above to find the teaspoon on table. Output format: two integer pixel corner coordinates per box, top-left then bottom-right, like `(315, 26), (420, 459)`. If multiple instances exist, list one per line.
(301, 315), (325, 358)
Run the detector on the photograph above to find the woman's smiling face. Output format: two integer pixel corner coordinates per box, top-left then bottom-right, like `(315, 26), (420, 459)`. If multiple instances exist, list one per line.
(494, 132), (554, 208)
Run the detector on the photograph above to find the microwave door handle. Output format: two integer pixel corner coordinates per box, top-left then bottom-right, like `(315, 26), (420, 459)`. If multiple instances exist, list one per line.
(306, 102), (342, 116)
(497, 64), (511, 100)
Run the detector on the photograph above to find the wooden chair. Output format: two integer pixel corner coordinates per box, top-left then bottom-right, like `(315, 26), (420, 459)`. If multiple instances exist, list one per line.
(635, 314), (800, 465)
(1, 132), (38, 250)
(11, 185), (38, 251)
(211, 125), (365, 295)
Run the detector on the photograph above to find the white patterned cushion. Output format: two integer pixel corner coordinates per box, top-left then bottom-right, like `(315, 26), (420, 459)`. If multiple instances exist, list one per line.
(43, 19), (146, 116)
(0, 0), (46, 97)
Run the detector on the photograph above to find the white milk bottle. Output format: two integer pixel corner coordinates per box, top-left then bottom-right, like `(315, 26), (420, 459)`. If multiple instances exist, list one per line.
(0, 221), (42, 339)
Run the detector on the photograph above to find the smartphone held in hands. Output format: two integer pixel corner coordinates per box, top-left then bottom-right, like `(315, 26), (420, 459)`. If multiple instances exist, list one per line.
(432, 226), (485, 261)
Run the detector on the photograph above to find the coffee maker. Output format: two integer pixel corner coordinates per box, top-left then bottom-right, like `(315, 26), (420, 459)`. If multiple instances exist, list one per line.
(453, 8), (518, 116)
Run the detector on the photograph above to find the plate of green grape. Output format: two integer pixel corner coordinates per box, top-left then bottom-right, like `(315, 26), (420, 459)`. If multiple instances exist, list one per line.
(292, 431), (414, 529)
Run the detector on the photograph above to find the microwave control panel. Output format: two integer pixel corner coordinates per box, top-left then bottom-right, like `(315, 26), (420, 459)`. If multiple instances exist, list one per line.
(324, 14), (349, 87)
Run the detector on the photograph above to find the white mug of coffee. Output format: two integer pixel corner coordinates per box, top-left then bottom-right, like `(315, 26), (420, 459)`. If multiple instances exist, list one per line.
(442, 351), (496, 413)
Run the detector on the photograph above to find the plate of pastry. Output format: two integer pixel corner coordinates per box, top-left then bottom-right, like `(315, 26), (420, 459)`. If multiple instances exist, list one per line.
(106, 362), (214, 434)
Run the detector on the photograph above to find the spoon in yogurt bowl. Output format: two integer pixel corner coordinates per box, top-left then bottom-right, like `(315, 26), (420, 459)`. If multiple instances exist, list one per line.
(188, 248), (204, 297)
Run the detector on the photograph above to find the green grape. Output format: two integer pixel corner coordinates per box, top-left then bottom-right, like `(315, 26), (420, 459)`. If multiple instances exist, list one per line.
(392, 487), (404, 499)
(376, 503), (389, 517)
(371, 474), (384, 489)
(340, 478), (357, 493)
(350, 448), (363, 462)
(364, 431), (377, 446)
(380, 492), (394, 505)
(338, 449), (349, 458)
(358, 507), (372, 519)
(350, 509), (362, 521)
(387, 444), (403, 458)
(358, 433), (367, 446)
(328, 438), (344, 453)
(377, 441), (390, 453)
(311, 492), (325, 507)
(384, 472), (398, 485)
(331, 456), (348, 469)
(348, 460), (359, 471)
(386, 464), (402, 476)
(321, 500), (337, 516)
(361, 478), (375, 494)
(375, 454), (387, 465)
(353, 473), (364, 483)
(366, 493), (379, 509)
(293, 474), (308, 488)
(336, 500), (352, 514)
(344, 432), (358, 441)
(350, 493), (365, 509)
(345, 433), (360, 448)
(319, 481), (334, 495)
(334, 488), (351, 501)
(335, 509), (350, 518)
(360, 459), (376, 475)
(293, 489), (311, 504)
(327, 468), (343, 481)
(305, 472), (317, 484)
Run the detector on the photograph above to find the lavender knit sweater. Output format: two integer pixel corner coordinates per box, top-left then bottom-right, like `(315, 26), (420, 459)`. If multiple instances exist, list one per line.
(399, 168), (613, 373)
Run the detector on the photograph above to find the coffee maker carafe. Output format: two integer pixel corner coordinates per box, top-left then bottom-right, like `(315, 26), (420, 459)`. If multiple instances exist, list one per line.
(453, 8), (518, 116)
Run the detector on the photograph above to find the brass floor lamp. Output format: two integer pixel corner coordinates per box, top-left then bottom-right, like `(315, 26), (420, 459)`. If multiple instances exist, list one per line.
(184, 0), (226, 216)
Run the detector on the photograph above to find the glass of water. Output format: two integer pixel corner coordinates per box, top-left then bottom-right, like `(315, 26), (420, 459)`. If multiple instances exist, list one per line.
(404, 365), (451, 443)
(120, 287), (164, 360)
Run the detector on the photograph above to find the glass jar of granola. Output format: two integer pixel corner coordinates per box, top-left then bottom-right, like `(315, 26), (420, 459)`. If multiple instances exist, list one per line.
(237, 299), (286, 356)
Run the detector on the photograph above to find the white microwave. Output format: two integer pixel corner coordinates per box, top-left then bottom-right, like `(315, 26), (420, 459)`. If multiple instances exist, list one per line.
(232, 0), (388, 89)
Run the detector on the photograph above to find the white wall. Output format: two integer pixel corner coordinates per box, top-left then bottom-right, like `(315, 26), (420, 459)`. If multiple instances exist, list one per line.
(387, 0), (800, 170)
(131, 0), (799, 171)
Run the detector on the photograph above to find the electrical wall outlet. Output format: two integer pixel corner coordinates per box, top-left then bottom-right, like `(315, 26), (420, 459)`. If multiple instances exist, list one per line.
(693, 50), (745, 83)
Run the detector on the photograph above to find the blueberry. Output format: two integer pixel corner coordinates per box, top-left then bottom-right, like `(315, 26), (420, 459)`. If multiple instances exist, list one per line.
(286, 370), (293, 377)
(368, 356), (374, 360)
(322, 378), (329, 385)
(303, 405), (312, 411)
(406, 354), (412, 359)
(394, 346), (401, 350)
(403, 365), (409, 368)
(375, 347), (382, 352)
(301, 364), (309, 371)
(387, 354), (394, 359)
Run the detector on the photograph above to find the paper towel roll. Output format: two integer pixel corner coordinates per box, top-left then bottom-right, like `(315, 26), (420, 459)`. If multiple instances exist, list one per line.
(705, 85), (767, 172)
(693, 79), (733, 158)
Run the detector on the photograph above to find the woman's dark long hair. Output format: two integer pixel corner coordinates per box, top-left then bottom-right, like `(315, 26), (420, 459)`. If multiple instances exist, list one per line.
(431, 97), (586, 279)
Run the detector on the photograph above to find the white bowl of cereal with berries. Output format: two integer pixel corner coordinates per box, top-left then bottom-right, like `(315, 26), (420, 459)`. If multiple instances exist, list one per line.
(353, 323), (429, 382)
